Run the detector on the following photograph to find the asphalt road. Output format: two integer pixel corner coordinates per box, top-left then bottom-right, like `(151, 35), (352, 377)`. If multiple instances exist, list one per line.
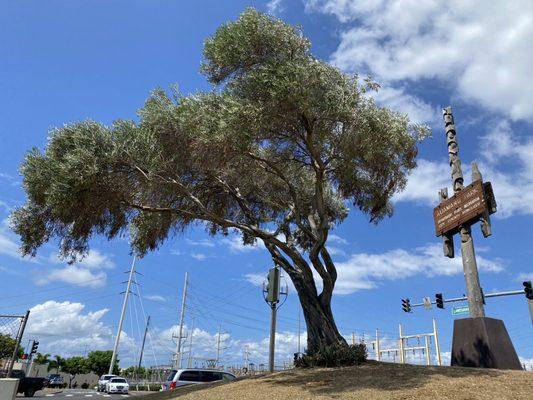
(18, 389), (151, 399)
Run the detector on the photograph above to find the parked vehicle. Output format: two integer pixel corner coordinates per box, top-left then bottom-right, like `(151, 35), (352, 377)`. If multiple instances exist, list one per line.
(97, 374), (116, 392)
(47, 374), (64, 388)
(163, 369), (236, 390)
(0, 369), (48, 397)
(105, 377), (129, 394)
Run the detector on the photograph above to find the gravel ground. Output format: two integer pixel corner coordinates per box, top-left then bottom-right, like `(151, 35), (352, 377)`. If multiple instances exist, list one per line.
(154, 361), (533, 400)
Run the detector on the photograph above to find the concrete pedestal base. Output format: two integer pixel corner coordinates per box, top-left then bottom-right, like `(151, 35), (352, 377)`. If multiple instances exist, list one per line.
(0, 378), (20, 400)
(451, 317), (522, 370)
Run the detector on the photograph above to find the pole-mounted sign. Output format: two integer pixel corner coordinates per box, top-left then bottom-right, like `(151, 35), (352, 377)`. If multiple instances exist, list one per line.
(435, 107), (521, 370)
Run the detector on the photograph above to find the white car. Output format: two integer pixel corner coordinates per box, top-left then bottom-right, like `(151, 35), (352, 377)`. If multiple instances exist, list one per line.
(163, 369), (236, 390)
(97, 374), (116, 392)
(105, 377), (129, 394)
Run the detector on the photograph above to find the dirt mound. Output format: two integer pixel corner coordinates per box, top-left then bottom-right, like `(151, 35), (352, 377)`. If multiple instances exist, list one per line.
(151, 361), (532, 400)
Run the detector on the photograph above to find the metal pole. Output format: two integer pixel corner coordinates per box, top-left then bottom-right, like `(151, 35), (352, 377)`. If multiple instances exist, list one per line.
(137, 316), (150, 375)
(109, 256), (136, 374)
(424, 336), (431, 365)
(398, 324), (405, 364)
(7, 310), (30, 376)
(297, 306), (301, 354)
(216, 325), (221, 365)
(433, 318), (442, 366)
(187, 319), (194, 368)
(174, 272), (188, 369)
(268, 303), (277, 372)
(352, 332), (355, 346)
(375, 329), (381, 361)
(443, 107), (485, 318)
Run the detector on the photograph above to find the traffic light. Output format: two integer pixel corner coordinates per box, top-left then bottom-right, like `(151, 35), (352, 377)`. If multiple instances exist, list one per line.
(523, 281), (533, 300)
(265, 267), (280, 303)
(30, 341), (39, 356)
(435, 293), (444, 309)
(401, 298), (411, 313)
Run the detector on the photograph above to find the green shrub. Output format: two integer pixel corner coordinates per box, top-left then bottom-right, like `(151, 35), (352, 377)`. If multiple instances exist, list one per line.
(81, 383), (89, 389)
(294, 343), (367, 368)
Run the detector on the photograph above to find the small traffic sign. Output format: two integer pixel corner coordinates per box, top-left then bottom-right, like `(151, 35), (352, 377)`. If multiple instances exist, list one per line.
(452, 305), (470, 316)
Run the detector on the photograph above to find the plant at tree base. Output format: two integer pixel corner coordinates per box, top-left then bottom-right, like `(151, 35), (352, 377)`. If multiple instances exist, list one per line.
(11, 9), (427, 354)
(294, 343), (367, 368)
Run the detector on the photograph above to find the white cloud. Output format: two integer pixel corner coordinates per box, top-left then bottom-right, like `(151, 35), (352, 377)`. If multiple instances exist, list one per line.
(334, 243), (503, 295)
(327, 246), (347, 257)
(395, 121), (533, 218)
(328, 234), (348, 245)
(191, 252), (207, 261)
(221, 236), (263, 253)
(185, 238), (216, 248)
(308, 0), (533, 121)
(372, 86), (440, 125)
(267, 0), (284, 14)
(0, 231), (23, 259)
(517, 273), (533, 283)
(244, 273), (265, 287)
(34, 264), (107, 288)
(49, 249), (115, 269)
(25, 300), (112, 355)
(34, 249), (115, 288)
(145, 294), (167, 302)
(244, 243), (502, 295)
(394, 159), (450, 206)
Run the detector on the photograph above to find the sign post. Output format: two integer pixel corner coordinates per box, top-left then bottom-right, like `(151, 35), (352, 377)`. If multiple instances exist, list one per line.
(435, 107), (521, 370)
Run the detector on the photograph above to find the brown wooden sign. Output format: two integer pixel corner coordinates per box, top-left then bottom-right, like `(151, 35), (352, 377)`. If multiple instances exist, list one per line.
(433, 180), (488, 236)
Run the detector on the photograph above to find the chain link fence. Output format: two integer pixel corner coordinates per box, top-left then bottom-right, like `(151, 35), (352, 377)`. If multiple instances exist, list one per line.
(0, 311), (30, 375)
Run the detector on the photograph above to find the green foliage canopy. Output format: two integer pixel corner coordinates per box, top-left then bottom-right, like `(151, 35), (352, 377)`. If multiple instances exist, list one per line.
(0, 333), (23, 360)
(12, 9), (424, 264)
(11, 9), (426, 351)
(85, 350), (119, 376)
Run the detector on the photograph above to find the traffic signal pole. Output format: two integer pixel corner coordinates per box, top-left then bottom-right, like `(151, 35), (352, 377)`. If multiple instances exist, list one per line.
(408, 289), (526, 310)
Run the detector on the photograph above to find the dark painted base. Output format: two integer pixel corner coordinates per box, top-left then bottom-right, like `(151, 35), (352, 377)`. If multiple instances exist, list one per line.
(451, 317), (522, 370)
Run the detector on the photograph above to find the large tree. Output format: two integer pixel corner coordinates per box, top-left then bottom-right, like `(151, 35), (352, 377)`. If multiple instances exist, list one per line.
(0, 333), (23, 360)
(85, 351), (119, 376)
(11, 9), (425, 353)
(62, 356), (89, 388)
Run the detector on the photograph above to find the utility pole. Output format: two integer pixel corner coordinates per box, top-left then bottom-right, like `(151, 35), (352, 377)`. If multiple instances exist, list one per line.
(398, 324), (405, 364)
(243, 345), (250, 370)
(216, 325), (222, 365)
(433, 318), (442, 366)
(109, 256), (137, 374)
(424, 336), (431, 365)
(137, 316), (150, 376)
(187, 319), (194, 368)
(375, 329), (381, 361)
(174, 272), (188, 369)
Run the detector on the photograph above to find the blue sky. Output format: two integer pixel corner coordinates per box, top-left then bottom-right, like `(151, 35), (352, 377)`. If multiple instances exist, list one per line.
(1, 0), (532, 369)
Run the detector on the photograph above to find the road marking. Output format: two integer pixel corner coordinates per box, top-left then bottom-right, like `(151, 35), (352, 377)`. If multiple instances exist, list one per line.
(66, 395), (73, 397)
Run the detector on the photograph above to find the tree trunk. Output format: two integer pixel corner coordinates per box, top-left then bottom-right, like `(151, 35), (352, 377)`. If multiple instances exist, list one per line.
(288, 270), (347, 354)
